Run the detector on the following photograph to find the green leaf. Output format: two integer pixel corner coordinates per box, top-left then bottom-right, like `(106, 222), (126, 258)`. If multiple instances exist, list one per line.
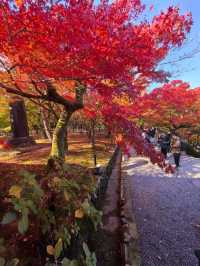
(83, 242), (97, 266)
(1, 212), (17, 225)
(26, 200), (37, 214)
(0, 258), (5, 266)
(6, 258), (20, 266)
(12, 200), (23, 212)
(54, 238), (63, 259)
(44, 262), (53, 266)
(19, 170), (35, 180)
(62, 258), (79, 266)
(82, 200), (102, 230)
(18, 211), (29, 234)
(63, 227), (71, 246)
(83, 242), (90, 258)
(62, 258), (70, 265)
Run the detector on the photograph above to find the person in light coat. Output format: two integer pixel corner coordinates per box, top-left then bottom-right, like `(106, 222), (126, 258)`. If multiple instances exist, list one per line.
(170, 134), (181, 168)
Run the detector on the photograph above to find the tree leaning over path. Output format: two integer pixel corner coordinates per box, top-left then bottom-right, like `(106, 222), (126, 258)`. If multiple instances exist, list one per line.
(0, 0), (192, 168)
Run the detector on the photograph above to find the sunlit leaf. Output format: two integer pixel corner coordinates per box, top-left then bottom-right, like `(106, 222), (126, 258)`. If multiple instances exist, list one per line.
(8, 185), (22, 199)
(15, 0), (23, 7)
(46, 245), (55, 256)
(54, 238), (63, 259)
(64, 190), (70, 201)
(75, 209), (84, 219)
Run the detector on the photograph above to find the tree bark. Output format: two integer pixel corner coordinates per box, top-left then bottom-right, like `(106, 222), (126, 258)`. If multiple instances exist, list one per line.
(91, 119), (97, 167)
(41, 110), (52, 141)
(46, 82), (85, 170)
(47, 108), (72, 170)
(65, 126), (68, 153)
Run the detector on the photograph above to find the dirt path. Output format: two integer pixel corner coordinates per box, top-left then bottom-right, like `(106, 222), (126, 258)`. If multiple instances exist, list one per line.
(123, 156), (200, 266)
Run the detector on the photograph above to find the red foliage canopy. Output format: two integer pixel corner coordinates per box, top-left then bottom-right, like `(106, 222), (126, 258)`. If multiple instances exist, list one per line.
(134, 80), (200, 131)
(0, 0), (192, 99)
(0, 0), (193, 171)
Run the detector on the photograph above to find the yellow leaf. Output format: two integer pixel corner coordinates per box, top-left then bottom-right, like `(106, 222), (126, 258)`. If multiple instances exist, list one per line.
(75, 208), (84, 219)
(55, 238), (63, 259)
(64, 190), (70, 201)
(9, 185), (22, 199)
(46, 245), (55, 255)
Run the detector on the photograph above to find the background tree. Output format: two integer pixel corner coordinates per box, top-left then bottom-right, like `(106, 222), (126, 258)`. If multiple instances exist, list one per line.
(134, 80), (200, 133)
(132, 80), (200, 157)
(0, 95), (10, 132)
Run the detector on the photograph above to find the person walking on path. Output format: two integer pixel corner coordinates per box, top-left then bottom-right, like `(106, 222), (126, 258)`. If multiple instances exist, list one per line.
(160, 133), (170, 159)
(170, 134), (181, 168)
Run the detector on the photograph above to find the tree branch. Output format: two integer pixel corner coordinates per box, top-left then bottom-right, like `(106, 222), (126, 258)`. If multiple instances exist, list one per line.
(0, 82), (42, 99)
(172, 123), (192, 130)
(0, 78), (85, 111)
(45, 80), (85, 111)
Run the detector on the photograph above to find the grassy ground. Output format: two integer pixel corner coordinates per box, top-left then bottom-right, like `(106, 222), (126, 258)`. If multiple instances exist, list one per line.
(0, 134), (114, 194)
(0, 134), (114, 167)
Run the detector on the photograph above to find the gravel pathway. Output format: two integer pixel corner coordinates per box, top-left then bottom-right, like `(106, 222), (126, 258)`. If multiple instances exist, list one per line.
(124, 156), (200, 266)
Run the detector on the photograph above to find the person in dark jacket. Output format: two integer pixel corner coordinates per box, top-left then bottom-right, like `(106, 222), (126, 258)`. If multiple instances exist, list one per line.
(160, 134), (170, 159)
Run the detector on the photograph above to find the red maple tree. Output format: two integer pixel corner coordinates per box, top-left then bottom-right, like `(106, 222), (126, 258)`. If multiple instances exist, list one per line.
(134, 80), (200, 133)
(0, 0), (192, 167)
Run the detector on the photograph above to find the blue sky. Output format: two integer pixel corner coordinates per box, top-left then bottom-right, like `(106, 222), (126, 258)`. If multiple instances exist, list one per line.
(141, 0), (200, 89)
(94, 0), (200, 89)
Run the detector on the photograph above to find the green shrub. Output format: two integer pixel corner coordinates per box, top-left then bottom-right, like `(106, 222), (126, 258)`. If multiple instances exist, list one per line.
(182, 141), (200, 158)
(1, 170), (101, 265)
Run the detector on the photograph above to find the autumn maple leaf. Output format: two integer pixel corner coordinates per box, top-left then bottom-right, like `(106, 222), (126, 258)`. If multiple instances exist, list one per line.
(15, 0), (23, 7)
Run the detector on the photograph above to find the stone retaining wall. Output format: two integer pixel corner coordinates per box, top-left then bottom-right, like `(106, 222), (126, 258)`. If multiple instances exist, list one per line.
(92, 146), (121, 208)
(120, 158), (141, 266)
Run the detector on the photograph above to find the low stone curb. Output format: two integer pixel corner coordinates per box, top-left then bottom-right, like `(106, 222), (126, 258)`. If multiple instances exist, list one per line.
(91, 146), (120, 208)
(120, 158), (141, 266)
(91, 147), (123, 266)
